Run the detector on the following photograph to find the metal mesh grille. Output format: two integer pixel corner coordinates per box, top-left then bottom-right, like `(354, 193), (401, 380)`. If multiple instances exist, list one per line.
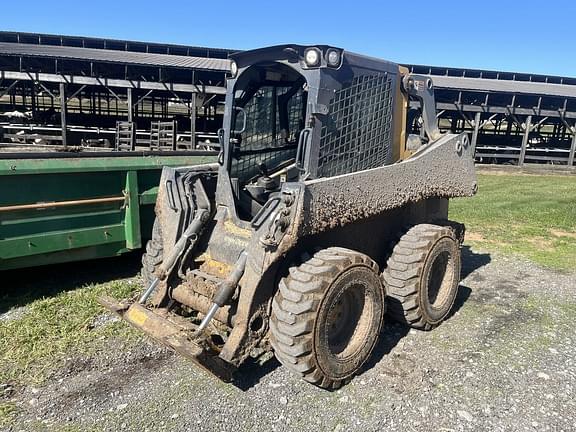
(230, 85), (304, 181)
(318, 73), (394, 177)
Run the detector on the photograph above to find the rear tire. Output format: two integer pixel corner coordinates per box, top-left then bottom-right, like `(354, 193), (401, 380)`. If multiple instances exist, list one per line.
(270, 247), (385, 389)
(141, 219), (163, 287)
(382, 224), (461, 330)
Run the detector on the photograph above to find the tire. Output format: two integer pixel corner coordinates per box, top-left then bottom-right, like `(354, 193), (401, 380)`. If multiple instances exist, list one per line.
(270, 247), (385, 389)
(382, 223), (461, 330)
(141, 219), (163, 287)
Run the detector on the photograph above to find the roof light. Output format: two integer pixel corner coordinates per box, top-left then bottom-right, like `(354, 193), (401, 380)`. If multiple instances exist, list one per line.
(326, 49), (342, 68)
(229, 60), (238, 78)
(304, 48), (321, 67)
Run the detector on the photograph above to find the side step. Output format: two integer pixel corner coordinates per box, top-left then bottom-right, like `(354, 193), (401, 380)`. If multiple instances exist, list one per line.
(98, 296), (235, 382)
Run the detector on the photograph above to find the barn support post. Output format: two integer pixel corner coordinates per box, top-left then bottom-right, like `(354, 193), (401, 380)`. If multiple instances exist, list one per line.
(127, 87), (134, 123)
(519, 115), (532, 166)
(190, 92), (197, 148)
(471, 112), (481, 154)
(568, 126), (576, 166)
(59, 83), (67, 148)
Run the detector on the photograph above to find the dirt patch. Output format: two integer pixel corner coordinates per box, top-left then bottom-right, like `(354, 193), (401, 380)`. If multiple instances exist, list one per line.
(466, 231), (513, 248)
(526, 237), (555, 251)
(9, 339), (174, 429)
(466, 231), (486, 242)
(0, 306), (27, 323)
(476, 165), (576, 177)
(549, 228), (576, 239)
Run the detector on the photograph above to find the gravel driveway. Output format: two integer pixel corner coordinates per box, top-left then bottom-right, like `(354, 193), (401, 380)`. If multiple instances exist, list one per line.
(6, 246), (576, 432)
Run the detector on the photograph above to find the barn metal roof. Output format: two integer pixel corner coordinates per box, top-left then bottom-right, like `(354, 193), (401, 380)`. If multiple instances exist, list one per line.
(0, 31), (234, 56)
(0, 42), (231, 72)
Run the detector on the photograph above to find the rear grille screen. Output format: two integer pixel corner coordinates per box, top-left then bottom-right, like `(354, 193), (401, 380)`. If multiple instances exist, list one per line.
(318, 73), (394, 177)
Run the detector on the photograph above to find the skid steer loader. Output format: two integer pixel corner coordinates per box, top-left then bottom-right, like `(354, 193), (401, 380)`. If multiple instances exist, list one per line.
(100, 44), (477, 389)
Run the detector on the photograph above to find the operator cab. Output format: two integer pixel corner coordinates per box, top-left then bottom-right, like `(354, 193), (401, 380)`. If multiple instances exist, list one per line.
(220, 45), (403, 223)
(227, 62), (307, 220)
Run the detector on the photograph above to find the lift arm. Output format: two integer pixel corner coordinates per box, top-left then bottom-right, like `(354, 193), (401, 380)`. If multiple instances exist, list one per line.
(402, 73), (442, 142)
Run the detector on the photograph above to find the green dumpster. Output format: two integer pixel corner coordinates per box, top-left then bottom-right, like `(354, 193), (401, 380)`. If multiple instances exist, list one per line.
(0, 152), (216, 271)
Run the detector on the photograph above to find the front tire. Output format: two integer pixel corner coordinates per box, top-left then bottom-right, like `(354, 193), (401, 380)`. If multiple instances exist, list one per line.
(270, 247), (385, 389)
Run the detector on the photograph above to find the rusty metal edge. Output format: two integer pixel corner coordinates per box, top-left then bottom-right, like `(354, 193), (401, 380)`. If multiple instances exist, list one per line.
(97, 296), (235, 382)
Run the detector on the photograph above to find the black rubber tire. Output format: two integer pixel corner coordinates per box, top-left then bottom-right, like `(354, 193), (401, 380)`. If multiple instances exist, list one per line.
(270, 247), (385, 389)
(141, 219), (163, 287)
(382, 224), (461, 331)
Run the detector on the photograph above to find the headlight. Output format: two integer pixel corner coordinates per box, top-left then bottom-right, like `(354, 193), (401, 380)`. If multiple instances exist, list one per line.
(304, 48), (321, 67)
(326, 49), (342, 68)
(229, 60), (238, 78)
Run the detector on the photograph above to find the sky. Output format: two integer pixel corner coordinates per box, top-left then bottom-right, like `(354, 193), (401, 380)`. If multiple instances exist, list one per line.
(3, 0), (576, 77)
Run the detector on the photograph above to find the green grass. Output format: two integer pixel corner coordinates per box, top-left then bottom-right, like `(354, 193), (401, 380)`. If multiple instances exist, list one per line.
(0, 279), (140, 387)
(0, 402), (17, 428)
(450, 173), (576, 270)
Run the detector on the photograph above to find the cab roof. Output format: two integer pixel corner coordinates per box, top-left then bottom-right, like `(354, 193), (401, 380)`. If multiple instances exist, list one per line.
(229, 44), (398, 74)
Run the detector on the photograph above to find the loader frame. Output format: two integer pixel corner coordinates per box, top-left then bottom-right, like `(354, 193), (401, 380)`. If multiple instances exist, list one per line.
(101, 44), (477, 384)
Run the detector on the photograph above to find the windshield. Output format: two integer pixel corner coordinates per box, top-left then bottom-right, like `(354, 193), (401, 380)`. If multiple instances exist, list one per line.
(229, 63), (307, 185)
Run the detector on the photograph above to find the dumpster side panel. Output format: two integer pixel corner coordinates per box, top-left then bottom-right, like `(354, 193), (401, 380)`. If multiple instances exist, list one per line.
(0, 155), (215, 271)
